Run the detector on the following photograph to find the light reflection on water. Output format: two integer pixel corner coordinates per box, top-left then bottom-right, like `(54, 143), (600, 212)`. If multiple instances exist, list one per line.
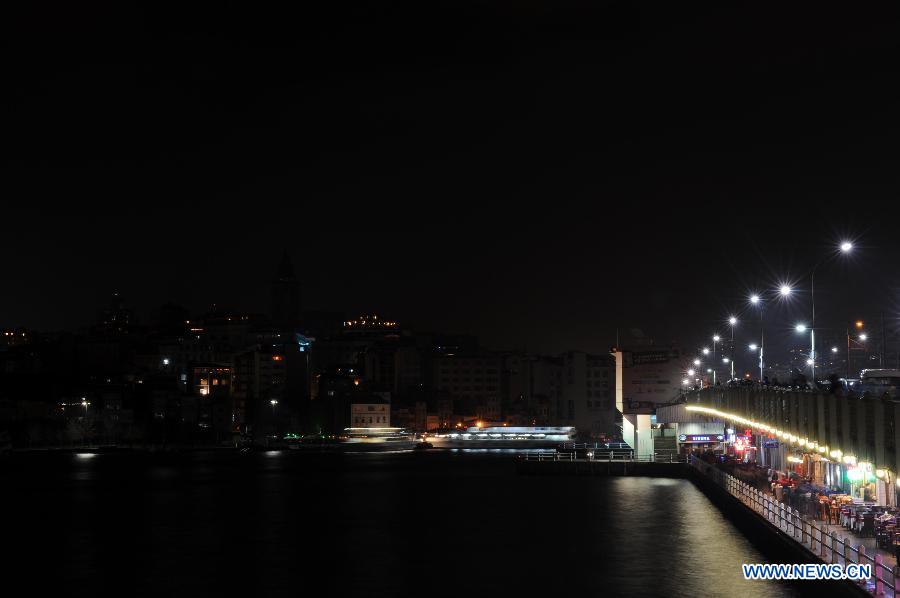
(4, 451), (815, 597)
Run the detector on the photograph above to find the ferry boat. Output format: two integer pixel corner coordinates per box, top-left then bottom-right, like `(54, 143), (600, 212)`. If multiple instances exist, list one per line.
(339, 427), (418, 452)
(427, 426), (577, 449)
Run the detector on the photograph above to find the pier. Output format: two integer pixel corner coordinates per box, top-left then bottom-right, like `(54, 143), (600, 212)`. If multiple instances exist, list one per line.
(515, 451), (687, 477)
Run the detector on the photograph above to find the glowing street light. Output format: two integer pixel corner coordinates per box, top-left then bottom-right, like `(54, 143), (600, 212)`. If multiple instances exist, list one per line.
(860, 333), (868, 341)
(687, 369), (696, 377)
(711, 335), (721, 384)
(831, 346), (839, 353)
(722, 357), (730, 364)
(693, 358), (701, 366)
(748, 294), (765, 382)
(727, 317), (737, 379)
(806, 358), (814, 365)
(805, 241), (858, 384)
(702, 348), (710, 355)
(780, 285), (792, 297)
(749, 344), (758, 351)
(795, 324), (807, 333)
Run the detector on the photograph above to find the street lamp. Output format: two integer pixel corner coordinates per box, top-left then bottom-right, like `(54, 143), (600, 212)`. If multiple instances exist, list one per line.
(805, 241), (855, 385)
(712, 335), (720, 385)
(780, 285), (792, 297)
(845, 323), (867, 378)
(795, 324), (813, 381)
(728, 316), (737, 380)
(693, 358), (701, 366)
(702, 348), (710, 355)
(749, 293), (765, 382)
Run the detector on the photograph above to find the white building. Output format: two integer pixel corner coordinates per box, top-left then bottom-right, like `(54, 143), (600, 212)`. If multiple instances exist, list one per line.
(350, 402), (390, 427)
(614, 346), (685, 458)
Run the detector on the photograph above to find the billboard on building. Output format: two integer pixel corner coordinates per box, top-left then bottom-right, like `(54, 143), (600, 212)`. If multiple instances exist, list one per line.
(616, 348), (683, 415)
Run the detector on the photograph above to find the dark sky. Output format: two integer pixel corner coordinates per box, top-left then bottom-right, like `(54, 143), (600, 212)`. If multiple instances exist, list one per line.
(5, 1), (900, 363)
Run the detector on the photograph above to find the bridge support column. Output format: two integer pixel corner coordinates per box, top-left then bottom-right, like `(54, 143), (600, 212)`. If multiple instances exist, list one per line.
(623, 413), (653, 459)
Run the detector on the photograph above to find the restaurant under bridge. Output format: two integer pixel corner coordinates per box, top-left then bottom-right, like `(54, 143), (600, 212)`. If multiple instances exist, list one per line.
(655, 386), (900, 507)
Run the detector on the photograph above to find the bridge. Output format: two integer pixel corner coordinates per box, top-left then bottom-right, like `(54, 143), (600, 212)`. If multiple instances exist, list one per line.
(654, 386), (900, 491)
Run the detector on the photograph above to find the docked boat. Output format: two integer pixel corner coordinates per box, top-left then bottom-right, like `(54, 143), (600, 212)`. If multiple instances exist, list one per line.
(427, 426), (576, 449)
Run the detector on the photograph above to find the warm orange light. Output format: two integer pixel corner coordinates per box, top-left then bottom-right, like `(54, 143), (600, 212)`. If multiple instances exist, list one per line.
(353, 379), (360, 386)
(856, 321), (864, 329)
(272, 355), (283, 361)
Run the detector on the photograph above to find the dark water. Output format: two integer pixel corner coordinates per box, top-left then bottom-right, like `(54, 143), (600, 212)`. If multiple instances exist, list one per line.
(4, 450), (815, 597)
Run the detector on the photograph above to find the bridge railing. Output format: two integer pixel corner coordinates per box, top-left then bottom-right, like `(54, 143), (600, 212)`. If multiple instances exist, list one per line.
(561, 442), (633, 451)
(689, 456), (895, 597)
(521, 451), (685, 463)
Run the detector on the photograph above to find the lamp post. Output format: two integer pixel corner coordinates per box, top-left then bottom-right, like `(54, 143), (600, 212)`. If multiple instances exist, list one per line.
(728, 316), (737, 380)
(712, 335), (721, 385)
(847, 326), (867, 379)
(795, 324), (813, 382)
(806, 241), (854, 385)
(750, 294), (764, 382)
(748, 344), (762, 383)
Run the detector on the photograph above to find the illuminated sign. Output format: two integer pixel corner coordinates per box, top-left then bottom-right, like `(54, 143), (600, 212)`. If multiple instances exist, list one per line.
(678, 434), (725, 443)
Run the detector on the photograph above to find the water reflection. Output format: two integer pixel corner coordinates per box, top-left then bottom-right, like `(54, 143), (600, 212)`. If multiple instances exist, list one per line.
(3, 452), (814, 597)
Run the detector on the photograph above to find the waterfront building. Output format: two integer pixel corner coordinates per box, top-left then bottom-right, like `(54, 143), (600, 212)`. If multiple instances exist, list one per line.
(350, 398), (390, 427)
(560, 351), (617, 440)
(654, 402), (727, 457)
(431, 351), (503, 421)
(613, 344), (684, 458)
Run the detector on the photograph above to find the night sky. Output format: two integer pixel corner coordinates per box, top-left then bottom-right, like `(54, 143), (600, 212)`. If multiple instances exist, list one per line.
(6, 1), (900, 362)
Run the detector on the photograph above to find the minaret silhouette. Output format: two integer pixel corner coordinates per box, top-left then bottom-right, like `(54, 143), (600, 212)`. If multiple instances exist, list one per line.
(270, 250), (300, 329)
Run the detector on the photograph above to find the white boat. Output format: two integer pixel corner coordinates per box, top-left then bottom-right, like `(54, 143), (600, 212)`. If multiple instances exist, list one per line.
(339, 427), (418, 452)
(427, 426), (576, 448)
